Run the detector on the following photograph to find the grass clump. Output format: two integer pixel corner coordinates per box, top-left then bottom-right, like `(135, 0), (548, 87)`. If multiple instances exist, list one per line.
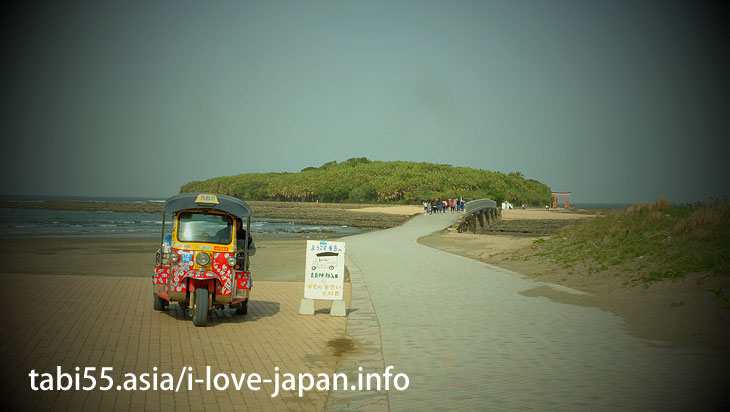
(529, 200), (730, 284)
(708, 288), (730, 309)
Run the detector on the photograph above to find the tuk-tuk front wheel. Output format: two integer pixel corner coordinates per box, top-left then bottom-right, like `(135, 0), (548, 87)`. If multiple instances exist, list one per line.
(192, 289), (208, 326)
(153, 293), (167, 311)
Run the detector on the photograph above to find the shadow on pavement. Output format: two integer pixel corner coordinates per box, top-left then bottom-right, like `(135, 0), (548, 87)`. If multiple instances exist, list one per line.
(160, 300), (281, 325)
(312, 307), (359, 315)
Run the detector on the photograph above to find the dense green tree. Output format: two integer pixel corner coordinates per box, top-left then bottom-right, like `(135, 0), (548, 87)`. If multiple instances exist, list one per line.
(180, 159), (552, 205)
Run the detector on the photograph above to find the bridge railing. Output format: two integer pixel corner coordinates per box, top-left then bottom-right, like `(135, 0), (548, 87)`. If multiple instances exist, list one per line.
(464, 198), (497, 215)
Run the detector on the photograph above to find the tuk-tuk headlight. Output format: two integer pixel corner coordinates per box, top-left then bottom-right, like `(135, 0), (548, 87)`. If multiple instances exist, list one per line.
(227, 256), (237, 267)
(196, 252), (210, 266)
(170, 252), (180, 263)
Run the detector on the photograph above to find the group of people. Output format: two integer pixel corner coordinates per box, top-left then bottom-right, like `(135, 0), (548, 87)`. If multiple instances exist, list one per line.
(423, 197), (469, 215)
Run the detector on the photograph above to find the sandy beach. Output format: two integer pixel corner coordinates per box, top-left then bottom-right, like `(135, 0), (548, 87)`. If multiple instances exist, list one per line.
(0, 202), (424, 279)
(418, 209), (730, 351)
(0, 204), (727, 410)
(498, 208), (596, 220)
(2, 205), (726, 351)
(0, 236), (319, 282)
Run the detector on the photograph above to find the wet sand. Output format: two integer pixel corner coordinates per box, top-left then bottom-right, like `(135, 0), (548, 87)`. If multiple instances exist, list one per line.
(0, 202), (418, 280)
(0, 236), (318, 282)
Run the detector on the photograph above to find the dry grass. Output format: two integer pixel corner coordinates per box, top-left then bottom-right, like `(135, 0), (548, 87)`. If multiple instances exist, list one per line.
(673, 201), (730, 241)
(526, 200), (730, 284)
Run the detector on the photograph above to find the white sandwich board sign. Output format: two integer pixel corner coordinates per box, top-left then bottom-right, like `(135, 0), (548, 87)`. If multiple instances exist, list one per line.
(300, 240), (346, 316)
(304, 240), (345, 299)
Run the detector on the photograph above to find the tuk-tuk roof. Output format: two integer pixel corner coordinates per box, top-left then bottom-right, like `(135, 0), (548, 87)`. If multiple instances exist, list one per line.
(163, 193), (251, 218)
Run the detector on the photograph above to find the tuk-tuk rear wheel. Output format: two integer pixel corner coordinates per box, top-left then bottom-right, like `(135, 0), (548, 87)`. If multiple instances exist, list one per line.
(192, 289), (208, 326)
(153, 293), (167, 311)
(235, 300), (248, 315)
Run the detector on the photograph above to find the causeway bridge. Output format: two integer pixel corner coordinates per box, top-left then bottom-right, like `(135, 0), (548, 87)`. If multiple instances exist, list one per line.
(457, 198), (500, 233)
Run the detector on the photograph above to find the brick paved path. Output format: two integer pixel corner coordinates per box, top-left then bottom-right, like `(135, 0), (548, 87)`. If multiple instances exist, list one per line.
(0, 275), (350, 411)
(325, 256), (389, 412)
(344, 213), (728, 411)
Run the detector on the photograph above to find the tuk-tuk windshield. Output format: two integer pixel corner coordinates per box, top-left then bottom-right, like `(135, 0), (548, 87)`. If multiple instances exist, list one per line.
(177, 212), (233, 244)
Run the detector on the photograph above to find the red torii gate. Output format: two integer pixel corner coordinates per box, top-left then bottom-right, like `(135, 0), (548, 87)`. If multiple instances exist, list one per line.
(551, 192), (571, 208)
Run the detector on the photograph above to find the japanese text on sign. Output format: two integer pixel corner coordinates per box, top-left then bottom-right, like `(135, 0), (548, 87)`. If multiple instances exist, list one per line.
(304, 240), (345, 301)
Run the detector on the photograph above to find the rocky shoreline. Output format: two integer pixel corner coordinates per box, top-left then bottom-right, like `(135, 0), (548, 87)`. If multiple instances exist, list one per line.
(0, 199), (414, 229)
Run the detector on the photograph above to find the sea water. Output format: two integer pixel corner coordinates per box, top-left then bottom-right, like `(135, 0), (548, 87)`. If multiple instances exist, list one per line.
(0, 208), (366, 238)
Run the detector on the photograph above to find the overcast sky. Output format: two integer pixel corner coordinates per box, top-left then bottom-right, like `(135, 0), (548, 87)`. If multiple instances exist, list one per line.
(1, 0), (727, 204)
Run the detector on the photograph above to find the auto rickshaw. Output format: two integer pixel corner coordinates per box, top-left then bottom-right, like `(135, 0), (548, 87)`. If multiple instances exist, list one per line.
(152, 193), (253, 326)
